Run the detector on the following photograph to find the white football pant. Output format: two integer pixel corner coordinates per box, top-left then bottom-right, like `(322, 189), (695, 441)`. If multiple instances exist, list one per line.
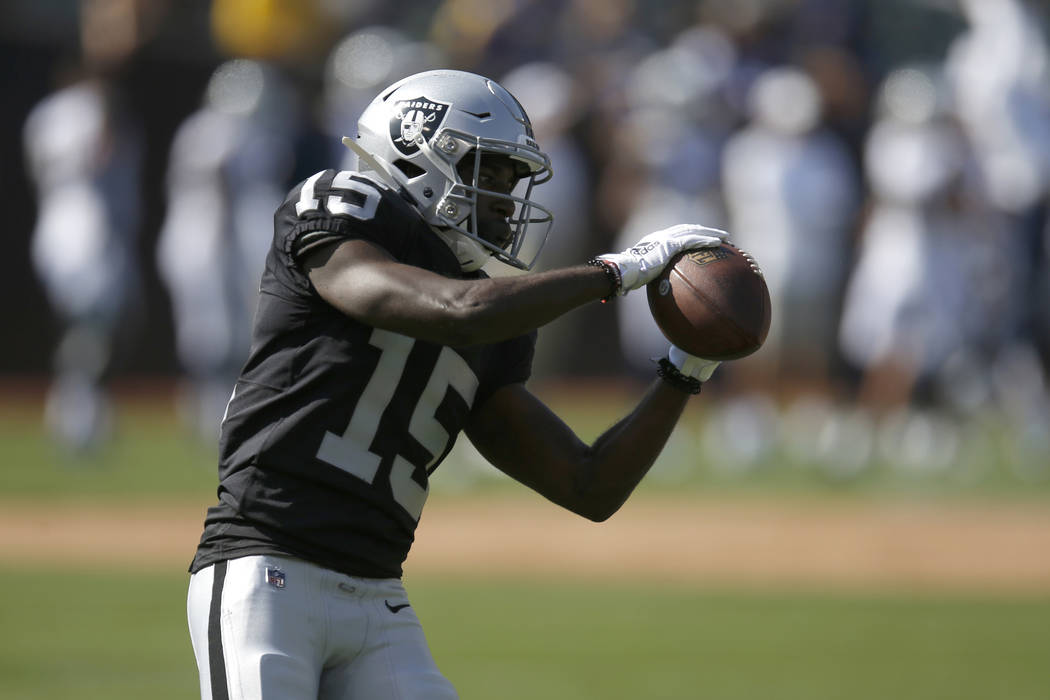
(187, 555), (458, 699)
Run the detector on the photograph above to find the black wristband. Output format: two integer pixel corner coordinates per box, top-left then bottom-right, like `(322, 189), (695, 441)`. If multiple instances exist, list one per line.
(587, 258), (620, 303)
(655, 357), (703, 394)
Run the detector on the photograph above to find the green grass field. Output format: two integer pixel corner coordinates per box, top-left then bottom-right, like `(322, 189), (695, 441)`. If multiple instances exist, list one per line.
(2, 392), (1049, 699)
(2, 387), (1047, 502)
(2, 567), (1048, 700)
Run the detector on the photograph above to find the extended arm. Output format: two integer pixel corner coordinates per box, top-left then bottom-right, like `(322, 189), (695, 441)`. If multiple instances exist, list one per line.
(304, 239), (612, 347)
(304, 223), (726, 517)
(303, 224), (728, 347)
(464, 378), (695, 522)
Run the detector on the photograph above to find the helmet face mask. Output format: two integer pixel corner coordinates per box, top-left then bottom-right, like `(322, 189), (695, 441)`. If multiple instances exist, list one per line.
(349, 70), (554, 271)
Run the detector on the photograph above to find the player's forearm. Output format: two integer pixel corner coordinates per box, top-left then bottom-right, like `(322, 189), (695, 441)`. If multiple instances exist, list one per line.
(570, 379), (690, 521)
(440, 264), (613, 345)
(307, 240), (614, 346)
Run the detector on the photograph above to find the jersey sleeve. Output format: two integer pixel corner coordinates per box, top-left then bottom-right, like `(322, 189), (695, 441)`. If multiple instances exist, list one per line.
(474, 330), (538, 409)
(269, 169), (412, 293)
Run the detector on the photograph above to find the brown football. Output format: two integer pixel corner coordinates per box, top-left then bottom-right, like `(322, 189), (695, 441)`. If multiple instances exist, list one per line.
(646, 243), (772, 360)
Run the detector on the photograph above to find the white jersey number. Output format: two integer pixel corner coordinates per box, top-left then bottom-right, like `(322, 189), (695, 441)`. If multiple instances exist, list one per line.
(296, 170), (380, 220)
(316, 329), (479, 521)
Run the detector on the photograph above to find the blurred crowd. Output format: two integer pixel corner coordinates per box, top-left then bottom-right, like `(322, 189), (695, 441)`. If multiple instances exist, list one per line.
(17, 0), (1050, 478)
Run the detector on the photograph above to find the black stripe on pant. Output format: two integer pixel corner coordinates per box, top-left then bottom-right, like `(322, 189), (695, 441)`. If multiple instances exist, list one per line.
(208, 561), (230, 700)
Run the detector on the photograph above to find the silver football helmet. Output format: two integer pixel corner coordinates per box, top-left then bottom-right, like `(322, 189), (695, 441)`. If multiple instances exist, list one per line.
(344, 70), (554, 271)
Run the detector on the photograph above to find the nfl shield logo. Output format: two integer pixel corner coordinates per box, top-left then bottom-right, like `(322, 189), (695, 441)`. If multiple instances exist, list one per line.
(687, 247), (731, 267)
(265, 567), (286, 589)
(389, 96), (450, 156)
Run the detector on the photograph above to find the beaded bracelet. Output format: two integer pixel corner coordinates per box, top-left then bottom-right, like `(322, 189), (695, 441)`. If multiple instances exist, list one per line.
(587, 258), (621, 303)
(655, 357), (703, 394)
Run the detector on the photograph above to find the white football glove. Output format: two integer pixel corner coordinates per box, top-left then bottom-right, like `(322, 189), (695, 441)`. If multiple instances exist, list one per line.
(597, 224), (728, 295)
(669, 345), (721, 383)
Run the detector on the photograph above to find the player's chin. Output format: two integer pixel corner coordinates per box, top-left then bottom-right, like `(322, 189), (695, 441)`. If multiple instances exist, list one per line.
(475, 219), (513, 250)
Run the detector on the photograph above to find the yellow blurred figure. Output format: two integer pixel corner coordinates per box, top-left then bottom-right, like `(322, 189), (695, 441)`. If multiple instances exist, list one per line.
(211, 0), (326, 60)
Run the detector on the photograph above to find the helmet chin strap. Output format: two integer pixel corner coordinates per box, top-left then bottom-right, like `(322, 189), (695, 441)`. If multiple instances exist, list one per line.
(432, 227), (489, 272)
(341, 137), (403, 192)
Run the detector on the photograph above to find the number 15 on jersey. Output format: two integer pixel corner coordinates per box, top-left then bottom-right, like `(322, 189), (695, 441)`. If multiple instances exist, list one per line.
(317, 328), (479, 521)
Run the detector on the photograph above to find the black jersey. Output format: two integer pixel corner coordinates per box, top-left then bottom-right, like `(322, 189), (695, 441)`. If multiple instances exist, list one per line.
(190, 169), (536, 578)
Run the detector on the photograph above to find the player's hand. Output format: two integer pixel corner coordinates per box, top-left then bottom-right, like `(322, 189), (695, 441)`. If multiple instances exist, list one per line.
(669, 344), (721, 382)
(596, 224), (728, 295)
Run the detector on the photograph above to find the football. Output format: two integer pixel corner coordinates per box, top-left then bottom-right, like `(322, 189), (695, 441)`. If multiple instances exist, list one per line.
(646, 243), (772, 360)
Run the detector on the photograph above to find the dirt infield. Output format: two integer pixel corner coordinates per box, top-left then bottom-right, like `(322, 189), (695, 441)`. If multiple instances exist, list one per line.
(4, 495), (1050, 593)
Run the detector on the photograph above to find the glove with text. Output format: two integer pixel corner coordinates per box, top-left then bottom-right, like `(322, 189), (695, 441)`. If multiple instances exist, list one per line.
(596, 224), (729, 295)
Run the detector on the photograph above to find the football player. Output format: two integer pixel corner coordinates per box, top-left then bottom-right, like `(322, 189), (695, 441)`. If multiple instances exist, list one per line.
(186, 69), (727, 699)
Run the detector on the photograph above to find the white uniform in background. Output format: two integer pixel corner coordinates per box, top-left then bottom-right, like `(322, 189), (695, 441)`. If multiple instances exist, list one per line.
(616, 27), (737, 376)
(24, 78), (142, 451)
(157, 60), (297, 439)
(722, 67), (860, 380)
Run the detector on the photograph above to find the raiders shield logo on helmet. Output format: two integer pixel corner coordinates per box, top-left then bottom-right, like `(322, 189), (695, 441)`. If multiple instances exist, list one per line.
(389, 97), (451, 156)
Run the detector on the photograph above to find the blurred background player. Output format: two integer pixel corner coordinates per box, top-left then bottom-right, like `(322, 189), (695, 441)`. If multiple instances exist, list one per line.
(22, 0), (145, 453)
(705, 64), (860, 469)
(610, 26), (737, 379)
(836, 64), (1037, 472)
(942, 0), (1050, 464)
(723, 65), (861, 397)
(157, 58), (299, 440)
